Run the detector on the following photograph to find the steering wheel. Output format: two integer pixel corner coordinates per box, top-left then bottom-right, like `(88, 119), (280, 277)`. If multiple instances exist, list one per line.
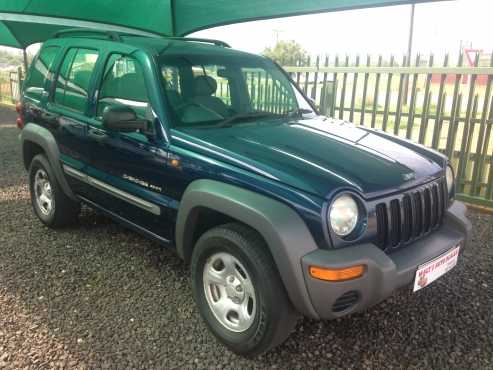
(176, 101), (225, 123)
(176, 101), (220, 115)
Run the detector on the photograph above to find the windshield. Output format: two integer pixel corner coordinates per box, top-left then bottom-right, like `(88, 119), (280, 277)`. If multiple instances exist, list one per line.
(159, 51), (315, 128)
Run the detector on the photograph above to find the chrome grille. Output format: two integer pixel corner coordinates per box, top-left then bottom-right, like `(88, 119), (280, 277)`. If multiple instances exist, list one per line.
(374, 178), (447, 252)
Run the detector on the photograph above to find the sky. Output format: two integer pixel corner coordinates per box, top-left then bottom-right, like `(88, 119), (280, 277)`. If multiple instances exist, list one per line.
(2, 0), (492, 61)
(191, 0), (492, 58)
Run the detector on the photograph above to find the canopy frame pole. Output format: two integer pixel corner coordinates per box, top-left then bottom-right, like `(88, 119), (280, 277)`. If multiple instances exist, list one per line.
(22, 48), (28, 74)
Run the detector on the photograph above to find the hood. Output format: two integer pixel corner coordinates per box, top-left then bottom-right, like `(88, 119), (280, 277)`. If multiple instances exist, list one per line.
(174, 117), (445, 199)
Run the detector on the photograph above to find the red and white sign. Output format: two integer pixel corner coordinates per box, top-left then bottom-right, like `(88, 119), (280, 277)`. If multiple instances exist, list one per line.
(413, 246), (460, 292)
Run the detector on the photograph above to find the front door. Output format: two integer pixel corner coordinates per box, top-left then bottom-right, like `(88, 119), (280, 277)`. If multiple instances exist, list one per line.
(84, 53), (173, 241)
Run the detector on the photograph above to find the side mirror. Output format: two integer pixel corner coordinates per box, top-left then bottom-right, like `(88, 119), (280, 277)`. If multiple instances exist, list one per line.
(102, 105), (150, 133)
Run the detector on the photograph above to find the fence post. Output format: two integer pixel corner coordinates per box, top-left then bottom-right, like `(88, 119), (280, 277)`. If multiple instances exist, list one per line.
(349, 55), (360, 123)
(394, 55), (407, 135)
(339, 55), (349, 120)
(360, 55), (371, 126)
(472, 52), (493, 196)
(370, 55), (383, 128)
(319, 55), (329, 115)
(311, 55), (319, 101)
(457, 53), (480, 193)
(382, 55), (395, 132)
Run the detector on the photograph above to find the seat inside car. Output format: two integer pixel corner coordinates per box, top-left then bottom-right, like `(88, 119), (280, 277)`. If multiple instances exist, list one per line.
(191, 75), (230, 117)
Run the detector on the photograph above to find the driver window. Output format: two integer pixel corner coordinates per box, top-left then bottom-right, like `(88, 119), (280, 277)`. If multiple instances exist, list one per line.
(97, 54), (149, 119)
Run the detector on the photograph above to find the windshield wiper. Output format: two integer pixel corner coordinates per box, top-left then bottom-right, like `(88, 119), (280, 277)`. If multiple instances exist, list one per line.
(285, 108), (314, 118)
(213, 111), (282, 128)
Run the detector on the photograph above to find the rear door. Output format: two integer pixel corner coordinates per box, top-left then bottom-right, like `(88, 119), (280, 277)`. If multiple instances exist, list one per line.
(47, 43), (101, 196)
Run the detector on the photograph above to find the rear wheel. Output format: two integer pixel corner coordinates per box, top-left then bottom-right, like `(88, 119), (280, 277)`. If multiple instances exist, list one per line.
(29, 154), (80, 228)
(191, 223), (298, 356)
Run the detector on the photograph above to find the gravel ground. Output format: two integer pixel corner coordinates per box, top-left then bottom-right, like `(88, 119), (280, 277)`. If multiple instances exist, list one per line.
(0, 105), (492, 370)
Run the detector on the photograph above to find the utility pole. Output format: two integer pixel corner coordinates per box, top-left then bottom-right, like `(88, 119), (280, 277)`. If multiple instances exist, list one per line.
(407, 4), (415, 67)
(403, 3), (415, 105)
(272, 29), (284, 44)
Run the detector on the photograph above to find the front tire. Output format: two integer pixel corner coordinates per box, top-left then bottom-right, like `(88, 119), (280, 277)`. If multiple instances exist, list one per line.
(191, 223), (298, 356)
(29, 154), (80, 228)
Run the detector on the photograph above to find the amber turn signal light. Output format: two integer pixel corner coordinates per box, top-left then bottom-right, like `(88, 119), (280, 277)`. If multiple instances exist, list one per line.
(309, 265), (365, 282)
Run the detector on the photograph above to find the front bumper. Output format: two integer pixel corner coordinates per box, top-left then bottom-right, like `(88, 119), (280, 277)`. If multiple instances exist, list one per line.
(301, 201), (472, 319)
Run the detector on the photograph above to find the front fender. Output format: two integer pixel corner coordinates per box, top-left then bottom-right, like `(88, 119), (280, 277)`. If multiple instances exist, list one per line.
(175, 179), (321, 318)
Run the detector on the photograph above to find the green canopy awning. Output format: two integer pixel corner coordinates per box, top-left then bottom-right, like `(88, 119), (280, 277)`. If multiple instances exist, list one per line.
(0, 0), (446, 49)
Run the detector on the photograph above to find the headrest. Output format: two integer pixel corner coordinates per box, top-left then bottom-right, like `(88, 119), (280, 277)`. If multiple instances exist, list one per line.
(73, 70), (92, 91)
(194, 75), (217, 96)
(118, 73), (147, 102)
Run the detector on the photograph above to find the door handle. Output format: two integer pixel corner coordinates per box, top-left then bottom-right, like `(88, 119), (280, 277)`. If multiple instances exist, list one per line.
(88, 128), (108, 142)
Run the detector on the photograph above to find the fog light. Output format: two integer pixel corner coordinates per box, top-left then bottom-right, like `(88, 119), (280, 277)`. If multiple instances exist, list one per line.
(309, 265), (365, 282)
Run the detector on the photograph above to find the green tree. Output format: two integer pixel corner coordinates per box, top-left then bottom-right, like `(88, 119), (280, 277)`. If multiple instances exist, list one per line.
(262, 40), (308, 66)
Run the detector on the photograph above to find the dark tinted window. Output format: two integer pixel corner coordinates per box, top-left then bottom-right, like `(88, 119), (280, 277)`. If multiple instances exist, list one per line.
(54, 48), (99, 112)
(24, 46), (60, 101)
(97, 54), (149, 118)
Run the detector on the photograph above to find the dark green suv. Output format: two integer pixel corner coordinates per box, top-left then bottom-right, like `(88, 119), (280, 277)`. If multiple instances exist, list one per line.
(17, 30), (471, 356)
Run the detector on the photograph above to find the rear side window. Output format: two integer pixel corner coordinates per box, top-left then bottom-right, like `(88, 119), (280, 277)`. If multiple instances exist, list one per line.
(97, 54), (149, 118)
(54, 48), (99, 113)
(24, 46), (60, 101)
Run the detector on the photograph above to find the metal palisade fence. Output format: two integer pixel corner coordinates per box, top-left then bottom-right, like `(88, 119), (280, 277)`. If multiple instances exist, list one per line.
(0, 66), (22, 104)
(284, 52), (493, 209)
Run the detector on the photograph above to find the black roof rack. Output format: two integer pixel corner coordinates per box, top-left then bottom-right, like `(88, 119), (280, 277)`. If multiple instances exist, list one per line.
(162, 37), (231, 48)
(53, 28), (124, 41)
(52, 29), (231, 48)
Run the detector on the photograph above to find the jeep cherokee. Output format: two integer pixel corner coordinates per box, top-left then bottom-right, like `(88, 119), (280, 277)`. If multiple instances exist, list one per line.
(17, 30), (472, 356)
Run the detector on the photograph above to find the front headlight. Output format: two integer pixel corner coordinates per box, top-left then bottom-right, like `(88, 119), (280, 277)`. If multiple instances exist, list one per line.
(329, 194), (359, 237)
(446, 165), (454, 196)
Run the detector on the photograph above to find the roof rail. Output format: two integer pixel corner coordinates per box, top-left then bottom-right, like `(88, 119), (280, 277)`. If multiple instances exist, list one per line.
(161, 37), (231, 48)
(52, 29), (231, 48)
(53, 28), (124, 41)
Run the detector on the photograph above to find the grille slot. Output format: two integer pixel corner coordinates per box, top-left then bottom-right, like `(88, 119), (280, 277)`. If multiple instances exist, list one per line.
(423, 187), (432, 232)
(402, 195), (413, 242)
(413, 192), (423, 237)
(376, 204), (388, 247)
(389, 199), (401, 247)
(332, 291), (359, 313)
(375, 179), (446, 252)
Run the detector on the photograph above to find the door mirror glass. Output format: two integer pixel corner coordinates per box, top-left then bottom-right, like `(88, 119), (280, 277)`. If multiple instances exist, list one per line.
(102, 105), (148, 133)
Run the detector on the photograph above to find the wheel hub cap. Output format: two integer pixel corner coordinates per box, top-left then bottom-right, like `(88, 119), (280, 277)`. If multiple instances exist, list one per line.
(203, 252), (256, 332)
(34, 169), (54, 216)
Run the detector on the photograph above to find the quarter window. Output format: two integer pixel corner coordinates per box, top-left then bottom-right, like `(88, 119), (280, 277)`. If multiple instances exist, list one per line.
(24, 46), (60, 101)
(54, 48), (99, 112)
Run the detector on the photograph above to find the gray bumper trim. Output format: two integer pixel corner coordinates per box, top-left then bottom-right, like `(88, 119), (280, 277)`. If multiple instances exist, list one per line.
(301, 201), (472, 319)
